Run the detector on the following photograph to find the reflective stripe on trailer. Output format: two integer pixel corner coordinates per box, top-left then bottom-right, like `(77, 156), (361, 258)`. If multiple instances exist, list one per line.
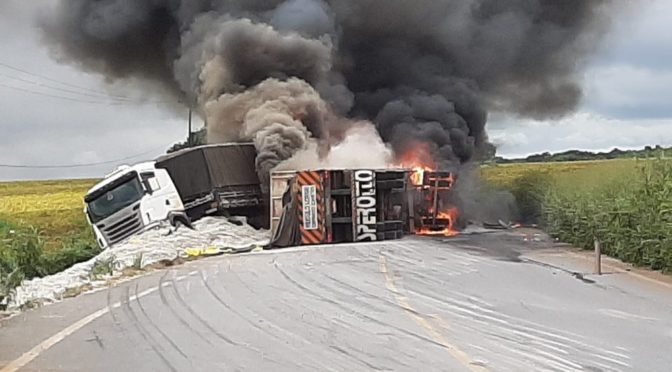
(296, 171), (325, 245)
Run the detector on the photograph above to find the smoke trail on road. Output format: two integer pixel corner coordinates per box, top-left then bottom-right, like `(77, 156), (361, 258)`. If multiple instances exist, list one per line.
(41, 0), (616, 174)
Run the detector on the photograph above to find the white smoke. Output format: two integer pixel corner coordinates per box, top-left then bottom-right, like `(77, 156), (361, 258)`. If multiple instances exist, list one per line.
(278, 123), (394, 171)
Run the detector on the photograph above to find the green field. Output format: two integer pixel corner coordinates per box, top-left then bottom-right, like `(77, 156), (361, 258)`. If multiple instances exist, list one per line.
(484, 158), (672, 272)
(0, 179), (97, 250)
(0, 179), (99, 307)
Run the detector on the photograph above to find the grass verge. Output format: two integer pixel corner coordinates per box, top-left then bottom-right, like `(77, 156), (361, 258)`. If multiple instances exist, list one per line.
(0, 179), (100, 309)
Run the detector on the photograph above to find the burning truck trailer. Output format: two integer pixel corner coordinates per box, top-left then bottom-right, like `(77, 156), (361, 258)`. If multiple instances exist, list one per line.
(269, 169), (408, 247)
(268, 167), (461, 248)
(410, 170), (461, 237)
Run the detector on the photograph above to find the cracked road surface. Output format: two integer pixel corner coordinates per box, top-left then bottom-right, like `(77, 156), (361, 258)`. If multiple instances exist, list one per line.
(2, 231), (672, 371)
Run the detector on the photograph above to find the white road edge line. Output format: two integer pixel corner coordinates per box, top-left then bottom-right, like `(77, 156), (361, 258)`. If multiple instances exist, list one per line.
(0, 271), (199, 372)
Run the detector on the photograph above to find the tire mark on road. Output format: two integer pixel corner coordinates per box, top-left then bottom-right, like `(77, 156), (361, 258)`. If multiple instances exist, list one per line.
(121, 286), (178, 372)
(382, 244), (631, 370)
(288, 262), (423, 368)
(168, 270), (281, 367)
(379, 254), (488, 372)
(273, 260), (450, 350)
(294, 266), (389, 314)
(168, 275), (239, 346)
(274, 261), (432, 370)
(1, 271), (198, 372)
(229, 267), (333, 333)
(106, 287), (128, 335)
(329, 345), (391, 371)
(205, 265), (335, 371)
(402, 276), (630, 368)
(157, 271), (214, 347)
(134, 282), (191, 362)
(199, 269), (271, 336)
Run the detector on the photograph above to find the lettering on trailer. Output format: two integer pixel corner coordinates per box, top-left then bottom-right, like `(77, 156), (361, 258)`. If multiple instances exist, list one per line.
(302, 185), (319, 230)
(353, 170), (377, 241)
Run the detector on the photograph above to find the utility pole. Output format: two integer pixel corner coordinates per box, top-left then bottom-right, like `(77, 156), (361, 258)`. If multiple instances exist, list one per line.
(188, 107), (193, 147)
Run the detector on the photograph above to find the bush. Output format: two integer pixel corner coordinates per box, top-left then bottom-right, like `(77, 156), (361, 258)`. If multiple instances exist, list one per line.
(509, 170), (551, 224)
(541, 160), (672, 271)
(0, 223), (101, 307)
(40, 231), (101, 276)
(90, 256), (115, 280)
(0, 251), (22, 310)
(485, 159), (672, 272)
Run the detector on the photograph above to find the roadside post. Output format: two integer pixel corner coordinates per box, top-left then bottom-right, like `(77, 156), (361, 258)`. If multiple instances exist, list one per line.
(594, 238), (602, 275)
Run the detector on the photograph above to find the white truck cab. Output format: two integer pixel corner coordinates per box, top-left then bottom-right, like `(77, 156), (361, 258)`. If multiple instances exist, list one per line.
(84, 144), (263, 249)
(84, 162), (188, 249)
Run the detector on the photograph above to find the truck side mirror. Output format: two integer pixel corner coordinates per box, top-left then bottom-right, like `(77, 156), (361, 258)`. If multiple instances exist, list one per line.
(140, 172), (157, 195)
(142, 179), (154, 195)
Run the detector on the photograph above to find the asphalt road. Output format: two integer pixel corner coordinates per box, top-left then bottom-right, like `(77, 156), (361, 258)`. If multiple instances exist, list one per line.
(2, 230), (672, 371)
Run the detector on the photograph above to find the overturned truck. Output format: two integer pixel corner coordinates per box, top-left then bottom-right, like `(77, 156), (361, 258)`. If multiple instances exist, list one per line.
(84, 141), (456, 249)
(269, 169), (411, 247)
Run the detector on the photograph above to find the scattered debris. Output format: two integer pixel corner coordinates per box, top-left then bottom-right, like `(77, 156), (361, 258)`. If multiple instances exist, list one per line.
(9, 217), (269, 310)
(523, 234), (544, 243)
(482, 220), (513, 230)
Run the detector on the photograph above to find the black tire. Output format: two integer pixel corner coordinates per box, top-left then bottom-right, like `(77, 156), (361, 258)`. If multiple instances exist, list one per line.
(170, 214), (194, 230)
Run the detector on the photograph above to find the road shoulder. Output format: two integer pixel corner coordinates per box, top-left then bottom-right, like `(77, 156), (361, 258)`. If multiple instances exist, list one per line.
(523, 246), (672, 291)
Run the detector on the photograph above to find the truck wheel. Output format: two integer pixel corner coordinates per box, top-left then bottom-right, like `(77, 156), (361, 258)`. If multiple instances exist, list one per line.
(170, 215), (194, 230)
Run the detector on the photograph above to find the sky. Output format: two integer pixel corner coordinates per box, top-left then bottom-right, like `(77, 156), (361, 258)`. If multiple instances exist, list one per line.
(1, 1), (671, 181)
(488, 0), (672, 158)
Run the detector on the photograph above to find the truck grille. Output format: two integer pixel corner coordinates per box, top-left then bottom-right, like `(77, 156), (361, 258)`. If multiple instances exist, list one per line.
(97, 205), (144, 246)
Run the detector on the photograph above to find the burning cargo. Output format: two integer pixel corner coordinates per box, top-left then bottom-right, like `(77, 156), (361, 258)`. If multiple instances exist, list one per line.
(412, 171), (460, 237)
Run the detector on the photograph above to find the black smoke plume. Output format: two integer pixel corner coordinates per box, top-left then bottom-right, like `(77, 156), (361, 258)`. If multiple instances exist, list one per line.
(41, 0), (615, 174)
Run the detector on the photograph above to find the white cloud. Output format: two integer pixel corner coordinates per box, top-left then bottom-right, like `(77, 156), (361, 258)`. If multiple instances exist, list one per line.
(0, 1), (191, 181)
(583, 64), (672, 118)
(489, 112), (672, 158)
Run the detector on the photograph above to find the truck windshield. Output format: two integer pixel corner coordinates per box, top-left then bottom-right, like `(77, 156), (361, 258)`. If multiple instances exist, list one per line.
(87, 176), (144, 222)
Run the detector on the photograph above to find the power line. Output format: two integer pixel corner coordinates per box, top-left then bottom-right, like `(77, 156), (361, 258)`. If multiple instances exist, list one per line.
(0, 72), (136, 102)
(0, 145), (170, 169)
(0, 82), (129, 105)
(0, 61), (175, 105)
(0, 61), (135, 100)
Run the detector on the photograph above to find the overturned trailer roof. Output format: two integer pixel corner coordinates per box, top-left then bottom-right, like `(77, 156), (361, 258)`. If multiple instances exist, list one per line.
(155, 143), (259, 200)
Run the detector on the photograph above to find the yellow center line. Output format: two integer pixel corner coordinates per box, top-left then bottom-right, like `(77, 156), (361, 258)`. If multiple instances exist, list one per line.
(379, 254), (488, 372)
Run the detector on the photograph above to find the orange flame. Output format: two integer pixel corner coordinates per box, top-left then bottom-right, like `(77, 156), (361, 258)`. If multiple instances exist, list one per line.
(396, 141), (460, 237)
(417, 208), (460, 237)
(396, 141), (435, 186)
(409, 166), (427, 186)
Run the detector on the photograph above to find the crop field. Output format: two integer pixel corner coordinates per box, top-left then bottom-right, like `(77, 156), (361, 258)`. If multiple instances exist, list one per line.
(483, 158), (672, 272)
(481, 159), (640, 189)
(0, 179), (98, 250)
(0, 179), (99, 307)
